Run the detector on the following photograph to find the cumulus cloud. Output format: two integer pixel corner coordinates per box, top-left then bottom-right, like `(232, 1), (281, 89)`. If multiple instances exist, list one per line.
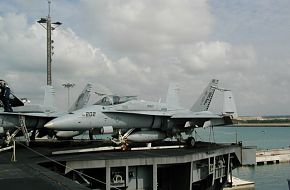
(0, 13), (46, 98)
(180, 41), (256, 74)
(0, 11), (155, 107)
(79, 0), (214, 55)
(2, 0), (290, 115)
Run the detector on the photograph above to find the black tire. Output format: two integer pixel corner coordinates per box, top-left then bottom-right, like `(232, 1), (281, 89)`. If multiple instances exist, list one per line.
(187, 137), (195, 147)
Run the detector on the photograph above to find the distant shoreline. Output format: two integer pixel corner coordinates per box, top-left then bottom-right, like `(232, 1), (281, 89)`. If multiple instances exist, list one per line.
(222, 123), (290, 127)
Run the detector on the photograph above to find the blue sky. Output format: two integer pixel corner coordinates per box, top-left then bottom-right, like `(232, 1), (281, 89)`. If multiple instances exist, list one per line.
(0, 0), (290, 116)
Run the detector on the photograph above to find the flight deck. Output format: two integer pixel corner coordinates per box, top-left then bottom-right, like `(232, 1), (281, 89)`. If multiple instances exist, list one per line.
(0, 140), (253, 190)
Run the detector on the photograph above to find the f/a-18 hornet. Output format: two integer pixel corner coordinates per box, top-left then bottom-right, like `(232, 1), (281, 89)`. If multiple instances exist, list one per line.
(0, 84), (92, 143)
(45, 79), (233, 147)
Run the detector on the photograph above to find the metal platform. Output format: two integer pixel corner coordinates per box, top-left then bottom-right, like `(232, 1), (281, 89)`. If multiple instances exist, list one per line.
(0, 140), (247, 190)
(256, 148), (290, 165)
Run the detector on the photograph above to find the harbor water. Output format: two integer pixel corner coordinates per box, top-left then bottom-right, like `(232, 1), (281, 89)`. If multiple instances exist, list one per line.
(196, 126), (290, 190)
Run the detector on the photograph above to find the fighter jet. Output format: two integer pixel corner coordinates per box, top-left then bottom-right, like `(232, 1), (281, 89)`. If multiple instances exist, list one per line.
(0, 84), (93, 142)
(45, 79), (233, 147)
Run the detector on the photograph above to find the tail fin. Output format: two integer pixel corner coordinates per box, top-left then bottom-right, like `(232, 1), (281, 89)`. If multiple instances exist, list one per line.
(12, 86), (56, 113)
(166, 83), (181, 109)
(223, 90), (238, 119)
(68, 83), (92, 113)
(190, 79), (219, 112)
(43, 85), (55, 108)
(9, 92), (24, 107)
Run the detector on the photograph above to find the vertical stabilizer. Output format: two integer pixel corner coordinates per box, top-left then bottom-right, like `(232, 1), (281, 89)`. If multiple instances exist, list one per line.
(68, 84), (92, 113)
(43, 85), (55, 108)
(190, 79), (219, 112)
(223, 90), (238, 119)
(166, 83), (181, 109)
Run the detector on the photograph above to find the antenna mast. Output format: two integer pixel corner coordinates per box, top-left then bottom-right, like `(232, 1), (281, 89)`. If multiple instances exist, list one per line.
(37, 0), (62, 86)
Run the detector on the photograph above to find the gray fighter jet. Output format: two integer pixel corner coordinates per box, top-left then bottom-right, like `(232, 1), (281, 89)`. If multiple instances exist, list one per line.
(0, 84), (92, 141)
(45, 79), (233, 147)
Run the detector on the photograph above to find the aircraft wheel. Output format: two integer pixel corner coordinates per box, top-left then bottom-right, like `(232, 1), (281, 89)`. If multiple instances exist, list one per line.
(187, 137), (195, 147)
(121, 144), (130, 151)
(121, 141), (130, 151)
(121, 144), (127, 151)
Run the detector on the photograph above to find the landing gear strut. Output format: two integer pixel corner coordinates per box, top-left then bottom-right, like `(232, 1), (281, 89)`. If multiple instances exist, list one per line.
(3, 116), (30, 147)
(111, 129), (135, 150)
(89, 129), (94, 140)
(174, 129), (196, 147)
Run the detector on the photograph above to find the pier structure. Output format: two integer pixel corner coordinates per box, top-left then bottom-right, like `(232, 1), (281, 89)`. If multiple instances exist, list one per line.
(223, 176), (255, 190)
(30, 142), (251, 189)
(0, 140), (255, 190)
(233, 116), (290, 126)
(57, 144), (240, 190)
(256, 148), (290, 165)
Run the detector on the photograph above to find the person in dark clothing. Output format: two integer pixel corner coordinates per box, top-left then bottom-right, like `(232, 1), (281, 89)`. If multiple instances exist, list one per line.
(0, 81), (13, 112)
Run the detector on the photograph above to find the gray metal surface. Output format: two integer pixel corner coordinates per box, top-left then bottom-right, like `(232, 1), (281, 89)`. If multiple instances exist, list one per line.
(0, 141), (244, 190)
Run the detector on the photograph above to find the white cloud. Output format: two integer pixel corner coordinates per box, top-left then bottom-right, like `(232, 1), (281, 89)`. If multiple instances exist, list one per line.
(1, 0), (290, 115)
(180, 41), (256, 74)
(0, 2), (256, 113)
(79, 0), (214, 55)
(0, 12), (154, 107)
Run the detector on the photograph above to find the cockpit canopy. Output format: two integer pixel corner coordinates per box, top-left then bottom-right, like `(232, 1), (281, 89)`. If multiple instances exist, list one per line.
(94, 95), (137, 106)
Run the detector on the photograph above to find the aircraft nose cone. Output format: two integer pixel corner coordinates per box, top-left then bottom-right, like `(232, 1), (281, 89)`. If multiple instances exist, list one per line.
(44, 121), (54, 129)
(44, 115), (78, 130)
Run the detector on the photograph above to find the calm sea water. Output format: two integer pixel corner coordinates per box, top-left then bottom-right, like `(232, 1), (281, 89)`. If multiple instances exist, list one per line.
(195, 126), (290, 190)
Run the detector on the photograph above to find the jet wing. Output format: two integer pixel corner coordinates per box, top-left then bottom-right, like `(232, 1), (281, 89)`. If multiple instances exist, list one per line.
(0, 111), (60, 118)
(171, 111), (232, 125)
(101, 110), (173, 116)
(0, 112), (58, 131)
(102, 110), (232, 125)
(102, 110), (222, 119)
(170, 112), (222, 119)
(171, 112), (233, 127)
